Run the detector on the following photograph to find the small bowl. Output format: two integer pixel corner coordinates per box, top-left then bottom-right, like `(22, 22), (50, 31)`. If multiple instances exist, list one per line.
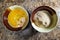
(3, 5), (29, 31)
(30, 6), (58, 32)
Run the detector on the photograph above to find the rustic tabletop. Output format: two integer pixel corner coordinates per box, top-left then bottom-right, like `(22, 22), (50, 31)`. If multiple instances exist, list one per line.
(0, 0), (60, 40)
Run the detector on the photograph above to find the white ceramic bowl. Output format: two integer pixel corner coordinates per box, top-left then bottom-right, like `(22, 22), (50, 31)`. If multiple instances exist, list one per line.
(30, 6), (58, 33)
(3, 5), (29, 31)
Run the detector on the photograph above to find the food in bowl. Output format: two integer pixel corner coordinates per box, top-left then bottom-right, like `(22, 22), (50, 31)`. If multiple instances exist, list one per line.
(3, 5), (29, 31)
(33, 10), (51, 28)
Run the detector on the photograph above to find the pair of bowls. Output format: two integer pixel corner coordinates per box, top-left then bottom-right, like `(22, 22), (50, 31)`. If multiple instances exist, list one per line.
(3, 5), (58, 32)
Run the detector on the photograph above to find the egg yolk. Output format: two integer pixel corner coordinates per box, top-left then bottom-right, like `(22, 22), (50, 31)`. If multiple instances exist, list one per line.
(8, 8), (27, 28)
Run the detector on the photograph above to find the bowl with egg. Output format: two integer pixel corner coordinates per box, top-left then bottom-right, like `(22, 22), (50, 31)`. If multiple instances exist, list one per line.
(3, 5), (29, 31)
(30, 6), (58, 32)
